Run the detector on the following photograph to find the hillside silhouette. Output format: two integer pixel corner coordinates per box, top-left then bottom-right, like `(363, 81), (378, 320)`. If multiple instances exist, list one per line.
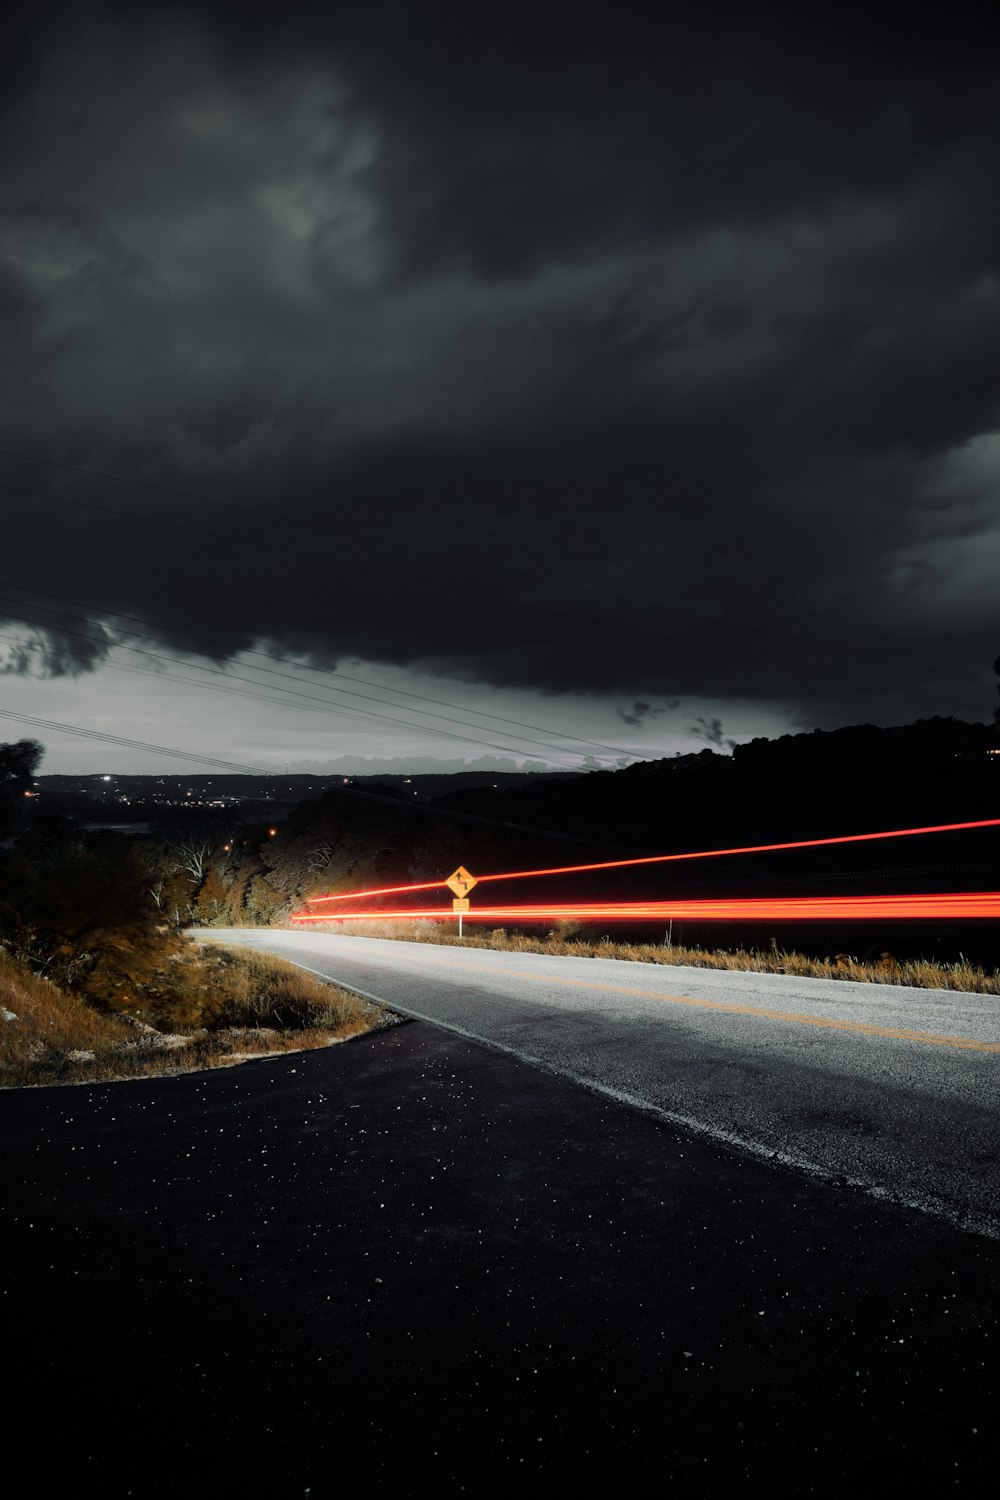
(3, 717), (998, 978)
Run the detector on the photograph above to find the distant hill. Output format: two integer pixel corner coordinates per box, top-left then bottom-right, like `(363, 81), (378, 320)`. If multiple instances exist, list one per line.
(15, 716), (1000, 966)
(31, 768), (582, 822)
(428, 717), (998, 853)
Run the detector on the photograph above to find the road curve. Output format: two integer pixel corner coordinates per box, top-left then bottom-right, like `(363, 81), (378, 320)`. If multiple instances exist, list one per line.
(199, 929), (1000, 1239)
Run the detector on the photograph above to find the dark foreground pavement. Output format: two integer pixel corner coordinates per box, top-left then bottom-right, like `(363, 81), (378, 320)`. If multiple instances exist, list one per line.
(2, 1021), (998, 1498)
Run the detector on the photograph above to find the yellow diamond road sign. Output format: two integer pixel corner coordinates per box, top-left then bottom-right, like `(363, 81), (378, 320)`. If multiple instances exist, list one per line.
(446, 865), (477, 898)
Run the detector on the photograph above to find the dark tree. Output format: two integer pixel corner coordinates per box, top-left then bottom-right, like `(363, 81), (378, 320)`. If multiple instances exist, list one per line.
(0, 739), (43, 836)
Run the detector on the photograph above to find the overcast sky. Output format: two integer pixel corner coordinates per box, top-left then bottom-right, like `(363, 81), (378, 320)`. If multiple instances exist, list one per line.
(1, 1), (998, 774)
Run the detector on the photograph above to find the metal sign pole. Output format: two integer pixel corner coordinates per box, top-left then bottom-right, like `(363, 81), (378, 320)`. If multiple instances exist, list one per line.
(447, 868), (476, 943)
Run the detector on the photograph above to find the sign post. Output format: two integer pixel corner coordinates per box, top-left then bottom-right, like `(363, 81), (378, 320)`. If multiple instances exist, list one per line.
(446, 867), (478, 939)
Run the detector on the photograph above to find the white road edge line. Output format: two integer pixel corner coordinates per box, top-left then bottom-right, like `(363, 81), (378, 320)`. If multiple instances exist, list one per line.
(288, 955), (1000, 1246)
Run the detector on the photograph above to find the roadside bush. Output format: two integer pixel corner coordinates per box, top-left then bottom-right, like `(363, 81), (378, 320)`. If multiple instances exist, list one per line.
(192, 947), (378, 1034)
(0, 947), (131, 1082)
(0, 941), (385, 1088)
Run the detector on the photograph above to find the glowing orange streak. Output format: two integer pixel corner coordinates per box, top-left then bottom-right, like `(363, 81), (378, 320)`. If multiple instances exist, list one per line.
(305, 878), (446, 903)
(472, 818), (1000, 886)
(305, 817), (1000, 906)
(290, 891), (1000, 923)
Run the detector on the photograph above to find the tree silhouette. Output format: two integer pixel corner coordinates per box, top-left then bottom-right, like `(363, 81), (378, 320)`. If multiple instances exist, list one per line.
(0, 739), (43, 836)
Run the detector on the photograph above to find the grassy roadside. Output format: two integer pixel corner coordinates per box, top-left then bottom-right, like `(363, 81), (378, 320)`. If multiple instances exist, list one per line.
(307, 919), (1000, 996)
(0, 943), (391, 1089)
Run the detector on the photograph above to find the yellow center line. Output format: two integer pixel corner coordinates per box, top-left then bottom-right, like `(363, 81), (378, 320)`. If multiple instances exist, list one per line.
(410, 955), (1000, 1054)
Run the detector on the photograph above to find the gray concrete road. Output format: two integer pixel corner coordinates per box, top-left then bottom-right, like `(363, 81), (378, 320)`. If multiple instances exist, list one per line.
(198, 930), (1000, 1240)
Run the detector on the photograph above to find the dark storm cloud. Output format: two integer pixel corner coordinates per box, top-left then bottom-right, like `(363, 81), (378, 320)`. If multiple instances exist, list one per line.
(690, 716), (737, 751)
(617, 700), (679, 728)
(1, 0), (998, 726)
(619, 701), (653, 729)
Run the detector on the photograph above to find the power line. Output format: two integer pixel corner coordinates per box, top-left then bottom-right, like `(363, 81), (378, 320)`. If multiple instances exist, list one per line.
(0, 627), (545, 758)
(0, 605), (593, 769)
(0, 607), (864, 831)
(0, 708), (265, 775)
(0, 575), (633, 762)
(0, 585), (911, 825)
(0, 624), (856, 840)
(0, 707), (652, 855)
(0, 634), (598, 775)
(0, 443), (992, 692)
(0, 583), (939, 832)
(9, 689), (980, 871)
(0, 475), (990, 716)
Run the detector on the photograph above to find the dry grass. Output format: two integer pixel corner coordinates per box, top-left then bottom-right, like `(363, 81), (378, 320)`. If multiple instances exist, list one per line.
(196, 945), (383, 1033)
(1, 947), (132, 1073)
(0, 944), (389, 1089)
(310, 918), (1000, 996)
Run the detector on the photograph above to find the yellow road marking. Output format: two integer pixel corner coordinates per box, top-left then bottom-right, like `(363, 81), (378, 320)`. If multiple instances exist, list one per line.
(411, 955), (1000, 1054)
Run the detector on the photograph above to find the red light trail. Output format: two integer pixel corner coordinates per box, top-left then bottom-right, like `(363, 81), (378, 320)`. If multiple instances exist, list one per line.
(306, 877), (452, 903)
(304, 817), (1000, 906)
(290, 892), (1000, 924)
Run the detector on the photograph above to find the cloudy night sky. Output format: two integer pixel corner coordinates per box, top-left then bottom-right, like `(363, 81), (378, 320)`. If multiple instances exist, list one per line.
(1, 1), (998, 776)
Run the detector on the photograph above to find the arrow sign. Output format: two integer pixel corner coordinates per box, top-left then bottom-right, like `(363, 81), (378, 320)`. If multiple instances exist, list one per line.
(445, 866), (478, 898)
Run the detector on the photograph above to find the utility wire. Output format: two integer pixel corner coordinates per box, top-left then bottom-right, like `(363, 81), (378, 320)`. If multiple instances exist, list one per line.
(0, 627), (564, 759)
(0, 631), (592, 774)
(0, 605), (593, 768)
(0, 596), (863, 823)
(0, 625), (851, 837)
(0, 708), (266, 775)
(0, 585), (962, 830)
(0, 575), (634, 761)
(0, 443), (992, 691)
(7, 679), (980, 864)
(0, 578), (935, 824)
(0, 707), (653, 855)
(0, 476), (990, 716)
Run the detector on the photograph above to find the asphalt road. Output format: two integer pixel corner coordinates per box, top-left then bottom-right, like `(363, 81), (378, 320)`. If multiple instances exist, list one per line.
(4, 1013), (1000, 1497)
(5, 931), (999, 1495)
(201, 930), (1000, 1240)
